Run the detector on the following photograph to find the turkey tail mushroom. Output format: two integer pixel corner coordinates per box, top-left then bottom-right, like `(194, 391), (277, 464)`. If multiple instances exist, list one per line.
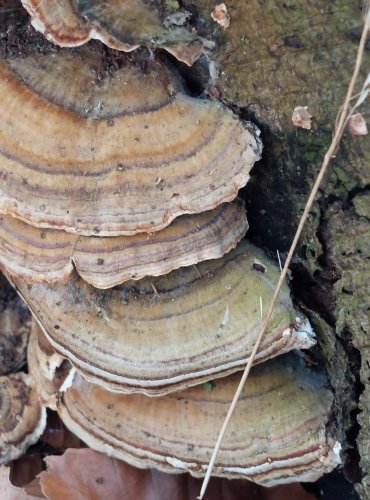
(0, 201), (247, 288)
(21, 0), (203, 65)
(14, 241), (316, 395)
(52, 354), (341, 486)
(0, 46), (261, 235)
(0, 373), (47, 465)
(26, 330), (341, 485)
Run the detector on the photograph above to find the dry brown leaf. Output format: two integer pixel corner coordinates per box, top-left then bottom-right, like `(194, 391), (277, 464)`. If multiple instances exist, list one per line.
(347, 112), (368, 135)
(211, 3), (230, 28)
(0, 465), (43, 499)
(9, 454), (43, 491)
(292, 106), (312, 129)
(39, 448), (317, 500)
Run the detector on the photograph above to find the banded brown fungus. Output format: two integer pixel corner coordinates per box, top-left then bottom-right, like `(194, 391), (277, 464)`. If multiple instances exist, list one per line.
(14, 241), (315, 395)
(0, 46), (261, 236)
(0, 5), (340, 490)
(0, 373), (46, 465)
(51, 353), (341, 485)
(0, 273), (31, 375)
(0, 201), (247, 288)
(21, 0), (203, 65)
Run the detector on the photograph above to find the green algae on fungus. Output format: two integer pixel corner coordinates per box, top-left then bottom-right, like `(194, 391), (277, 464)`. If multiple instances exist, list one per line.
(15, 240), (315, 396)
(52, 354), (341, 485)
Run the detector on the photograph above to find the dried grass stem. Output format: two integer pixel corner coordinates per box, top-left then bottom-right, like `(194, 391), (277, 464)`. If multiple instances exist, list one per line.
(199, 6), (370, 499)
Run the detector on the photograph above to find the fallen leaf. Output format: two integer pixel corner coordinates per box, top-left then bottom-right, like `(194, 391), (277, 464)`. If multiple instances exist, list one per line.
(211, 4), (230, 29)
(207, 87), (220, 98)
(9, 453), (43, 490)
(0, 465), (43, 499)
(292, 106), (312, 129)
(39, 448), (317, 500)
(347, 113), (368, 136)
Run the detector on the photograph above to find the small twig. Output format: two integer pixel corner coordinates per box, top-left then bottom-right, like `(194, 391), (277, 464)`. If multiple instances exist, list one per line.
(259, 297), (263, 321)
(151, 283), (160, 298)
(198, 7), (370, 499)
(277, 250), (282, 274)
(193, 264), (202, 278)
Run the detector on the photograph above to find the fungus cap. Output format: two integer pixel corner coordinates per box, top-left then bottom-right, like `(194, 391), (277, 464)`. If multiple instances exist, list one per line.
(13, 241), (315, 395)
(0, 201), (247, 288)
(0, 47), (261, 235)
(22, 0), (203, 65)
(0, 373), (47, 465)
(55, 354), (341, 486)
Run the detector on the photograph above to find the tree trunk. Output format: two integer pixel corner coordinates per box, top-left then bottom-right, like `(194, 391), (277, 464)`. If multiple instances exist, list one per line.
(188, 0), (369, 497)
(0, 0), (368, 497)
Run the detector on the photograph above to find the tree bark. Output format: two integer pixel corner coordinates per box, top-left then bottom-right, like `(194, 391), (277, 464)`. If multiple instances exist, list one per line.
(0, 0), (368, 496)
(188, 0), (369, 497)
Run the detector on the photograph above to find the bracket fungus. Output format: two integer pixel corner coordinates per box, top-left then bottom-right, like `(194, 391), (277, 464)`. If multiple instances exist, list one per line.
(0, 46), (261, 235)
(0, 4), (342, 489)
(0, 273), (31, 375)
(0, 201), (247, 288)
(32, 351), (340, 486)
(13, 241), (315, 395)
(28, 321), (72, 410)
(0, 373), (46, 465)
(21, 0), (203, 65)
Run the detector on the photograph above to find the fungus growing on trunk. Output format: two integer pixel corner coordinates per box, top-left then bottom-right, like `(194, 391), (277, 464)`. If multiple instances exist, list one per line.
(28, 321), (71, 410)
(0, 46), (261, 235)
(14, 241), (315, 395)
(0, 373), (46, 464)
(0, 4), (344, 490)
(21, 0), (203, 65)
(32, 350), (340, 486)
(0, 201), (247, 288)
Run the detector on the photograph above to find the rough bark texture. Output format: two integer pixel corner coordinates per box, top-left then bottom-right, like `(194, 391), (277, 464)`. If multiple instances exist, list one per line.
(0, 0), (368, 496)
(187, 0), (369, 497)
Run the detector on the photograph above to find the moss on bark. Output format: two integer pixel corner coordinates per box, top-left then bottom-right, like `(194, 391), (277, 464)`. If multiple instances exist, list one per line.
(190, 0), (370, 496)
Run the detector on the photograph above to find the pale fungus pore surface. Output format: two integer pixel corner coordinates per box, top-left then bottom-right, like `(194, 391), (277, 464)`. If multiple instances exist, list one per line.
(0, 274), (31, 375)
(0, 201), (247, 288)
(28, 322), (72, 410)
(13, 241), (315, 395)
(0, 46), (261, 236)
(22, 0), (203, 65)
(0, 373), (47, 465)
(55, 354), (340, 486)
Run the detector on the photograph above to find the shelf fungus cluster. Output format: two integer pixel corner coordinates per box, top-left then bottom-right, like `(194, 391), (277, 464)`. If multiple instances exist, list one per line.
(0, 372), (46, 464)
(0, 272), (43, 465)
(21, 0), (203, 65)
(28, 332), (341, 485)
(15, 241), (316, 395)
(0, 1), (341, 487)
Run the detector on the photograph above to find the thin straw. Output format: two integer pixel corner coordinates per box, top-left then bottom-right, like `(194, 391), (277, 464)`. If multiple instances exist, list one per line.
(198, 7), (370, 498)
